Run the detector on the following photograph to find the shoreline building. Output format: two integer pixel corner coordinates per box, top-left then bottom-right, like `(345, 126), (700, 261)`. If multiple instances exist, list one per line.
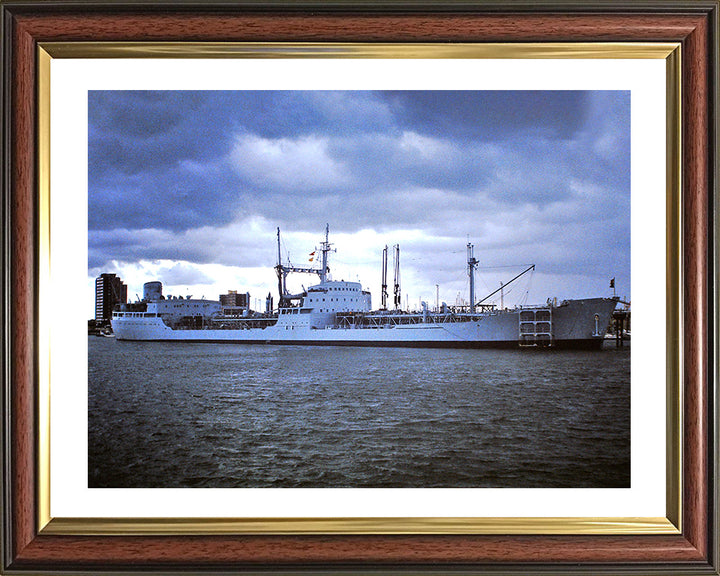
(95, 273), (127, 322)
(219, 290), (251, 316)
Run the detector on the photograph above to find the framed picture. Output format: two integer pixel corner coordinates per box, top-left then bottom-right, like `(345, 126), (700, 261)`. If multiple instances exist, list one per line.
(2, 1), (716, 574)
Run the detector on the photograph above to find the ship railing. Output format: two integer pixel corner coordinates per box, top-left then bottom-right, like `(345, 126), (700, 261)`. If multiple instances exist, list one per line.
(208, 316), (279, 330)
(335, 311), (491, 328)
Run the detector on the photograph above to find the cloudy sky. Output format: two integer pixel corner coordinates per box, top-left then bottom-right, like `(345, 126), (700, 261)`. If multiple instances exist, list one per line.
(88, 90), (630, 316)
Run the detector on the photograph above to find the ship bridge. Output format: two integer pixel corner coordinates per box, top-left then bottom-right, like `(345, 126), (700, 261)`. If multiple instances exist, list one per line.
(275, 280), (372, 330)
(302, 280), (371, 313)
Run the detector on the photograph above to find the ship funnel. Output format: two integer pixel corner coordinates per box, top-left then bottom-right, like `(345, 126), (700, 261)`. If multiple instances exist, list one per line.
(143, 281), (163, 302)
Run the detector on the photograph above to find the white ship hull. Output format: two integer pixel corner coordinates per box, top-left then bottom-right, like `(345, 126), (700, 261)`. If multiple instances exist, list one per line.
(112, 297), (617, 350)
(111, 227), (620, 350)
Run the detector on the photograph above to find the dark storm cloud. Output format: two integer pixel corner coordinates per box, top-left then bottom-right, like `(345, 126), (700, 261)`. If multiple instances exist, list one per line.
(381, 91), (589, 141)
(88, 90), (630, 296)
(88, 222), (275, 270)
(89, 92), (231, 172)
(88, 90), (395, 233)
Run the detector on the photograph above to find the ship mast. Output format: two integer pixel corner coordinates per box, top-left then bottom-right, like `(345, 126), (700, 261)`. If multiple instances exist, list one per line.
(467, 242), (478, 313)
(275, 224), (334, 308)
(319, 223), (332, 283)
(275, 228), (290, 308)
(393, 244), (401, 310)
(380, 245), (388, 310)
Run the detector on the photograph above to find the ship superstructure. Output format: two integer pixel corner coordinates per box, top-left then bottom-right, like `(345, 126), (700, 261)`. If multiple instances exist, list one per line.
(111, 226), (618, 349)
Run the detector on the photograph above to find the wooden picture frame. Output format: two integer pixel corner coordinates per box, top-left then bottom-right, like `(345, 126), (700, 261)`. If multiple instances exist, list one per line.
(2, 1), (717, 573)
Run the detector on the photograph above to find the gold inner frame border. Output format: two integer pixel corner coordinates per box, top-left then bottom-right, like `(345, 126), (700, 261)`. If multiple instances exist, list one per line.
(36, 41), (682, 536)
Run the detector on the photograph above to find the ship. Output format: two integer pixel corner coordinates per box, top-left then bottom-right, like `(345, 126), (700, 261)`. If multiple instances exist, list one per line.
(111, 225), (618, 349)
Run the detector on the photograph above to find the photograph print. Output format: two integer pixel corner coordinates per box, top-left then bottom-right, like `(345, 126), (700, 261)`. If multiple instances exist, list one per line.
(88, 90), (630, 489)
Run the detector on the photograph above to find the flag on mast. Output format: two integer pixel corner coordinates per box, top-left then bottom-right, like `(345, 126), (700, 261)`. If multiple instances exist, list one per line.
(309, 251), (316, 262)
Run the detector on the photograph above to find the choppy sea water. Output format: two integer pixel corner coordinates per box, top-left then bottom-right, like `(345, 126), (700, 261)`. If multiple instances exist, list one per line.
(88, 338), (630, 488)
